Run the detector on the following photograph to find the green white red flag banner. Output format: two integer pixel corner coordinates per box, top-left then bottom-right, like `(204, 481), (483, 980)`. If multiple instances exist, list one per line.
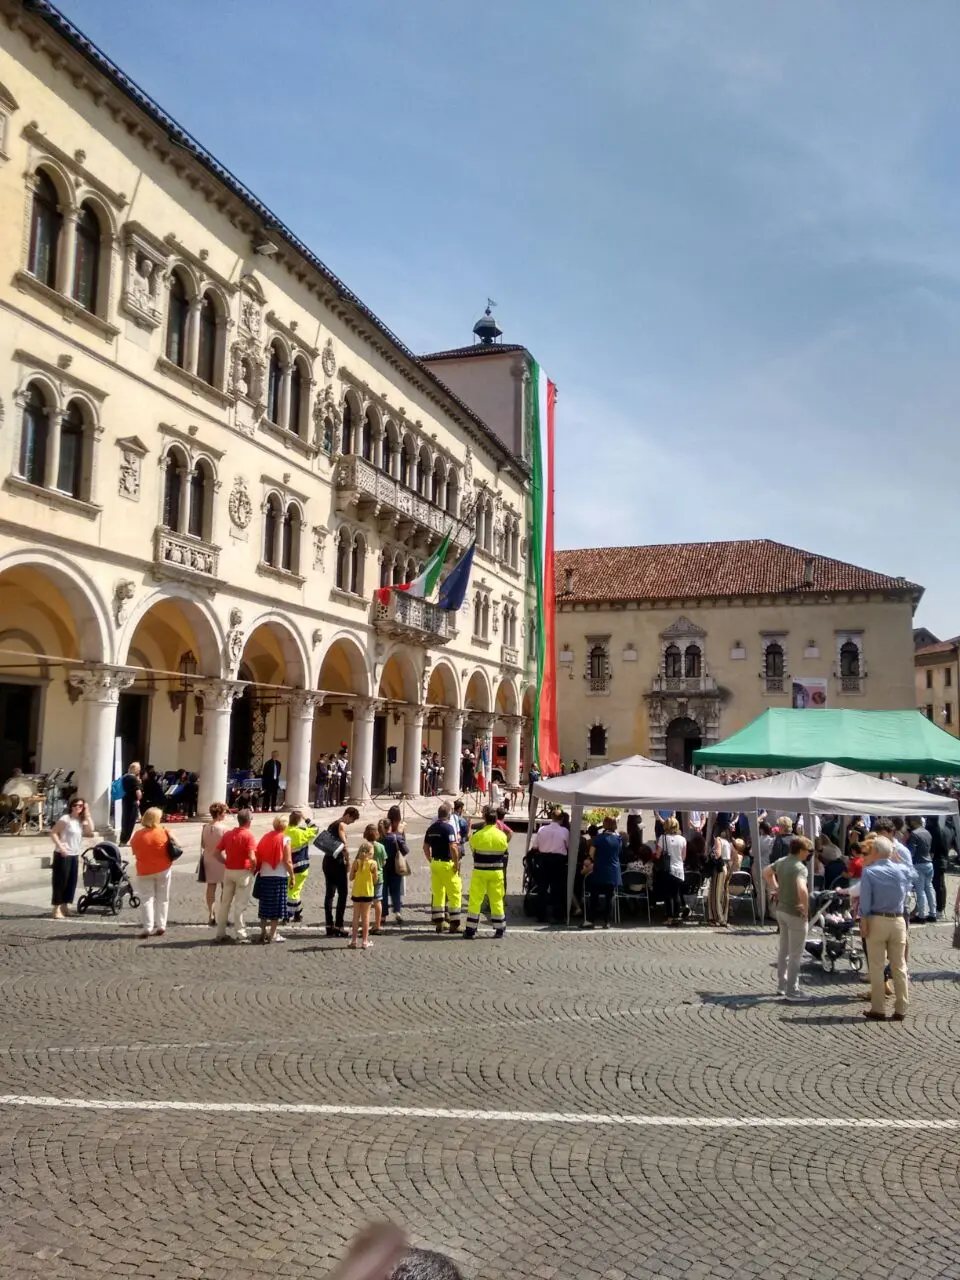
(374, 526), (452, 607)
(530, 361), (560, 774)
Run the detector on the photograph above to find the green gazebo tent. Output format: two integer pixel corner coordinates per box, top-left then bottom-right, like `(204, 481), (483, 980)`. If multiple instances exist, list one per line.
(692, 708), (960, 776)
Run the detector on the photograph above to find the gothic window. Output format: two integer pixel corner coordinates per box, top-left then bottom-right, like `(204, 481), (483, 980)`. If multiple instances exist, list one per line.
(446, 468), (459, 516)
(166, 271), (190, 369)
(380, 552), (392, 589)
(684, 644), (702, 679)
(416, 450), (428, 496)
(392, 556), (404, 586)
(350, 533), (365, 595)
(341, 400), (354, 454)
(335, 529), (350, 590)
(266, 344), (282, 424)
(28, 169), (61, 288)
(18, 383), (49, 487)
(840, 640), (861, 678)
(588, 724), (607, 757)
(588, 644), (608, 693)
(263, 494), (281, 565)
(195, 293), (218, 386)
(57, 401), (85, 498)
(281, 504), (299, 572)
(360, 411), (374, 462)
(288, 360), (304, 436)
(383, 426), (398, 475)
(72, 202), (101, 313)
(162, 450), (185, 531)
(187, 461), (209, 539)
(473, 593), (483, 638)
(481, 596), (490, 639)
(664, 644), (682, 679)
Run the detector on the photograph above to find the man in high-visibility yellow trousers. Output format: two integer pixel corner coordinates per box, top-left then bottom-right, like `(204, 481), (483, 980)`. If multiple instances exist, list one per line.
(465, 806), (510, 939)
(423, 803), (461, 933)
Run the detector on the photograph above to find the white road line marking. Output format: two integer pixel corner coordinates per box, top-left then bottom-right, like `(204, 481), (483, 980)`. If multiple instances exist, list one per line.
(0, 1094), (958, 1129)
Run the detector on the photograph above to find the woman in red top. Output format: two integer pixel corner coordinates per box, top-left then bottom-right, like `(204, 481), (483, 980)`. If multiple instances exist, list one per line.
(255, 817), (294, 944)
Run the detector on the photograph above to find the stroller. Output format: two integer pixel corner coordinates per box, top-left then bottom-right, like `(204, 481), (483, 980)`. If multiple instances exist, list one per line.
(804, 886), (863, 975)
(77, 841), (139, 915)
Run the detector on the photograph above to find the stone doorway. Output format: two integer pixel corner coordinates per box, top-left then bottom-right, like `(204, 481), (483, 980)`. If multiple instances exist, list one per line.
(665, 716), (701, 771)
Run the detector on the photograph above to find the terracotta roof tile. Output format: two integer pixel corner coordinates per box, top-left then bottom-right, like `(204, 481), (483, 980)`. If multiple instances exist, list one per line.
(554, 540), (923, 603)
(915, 638), (960, 657)
(420, 344), (527, 361)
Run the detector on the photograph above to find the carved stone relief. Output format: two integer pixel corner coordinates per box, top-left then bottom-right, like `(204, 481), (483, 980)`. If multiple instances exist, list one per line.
(321, 338), (337, 378)
(228, 477), (253, 530)
(120, 229), (168, 330)
(113, 579), (135, 627)
(116, 435), (148, 501)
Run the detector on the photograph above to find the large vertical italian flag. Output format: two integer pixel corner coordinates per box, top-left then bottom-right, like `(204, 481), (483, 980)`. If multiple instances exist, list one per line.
(529, 361), (560, 774)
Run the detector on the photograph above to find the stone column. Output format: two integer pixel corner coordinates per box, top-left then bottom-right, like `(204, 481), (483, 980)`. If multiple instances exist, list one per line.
(401, 705), (426, 798)
(505, 714), (523, 788)
(285, 691), (324, 811)
(347, 697), (379, 804)
(68, 665), (136, 830)
(186, 297), (202, 375)
(195, 679), (245, 812)
(44, 407), (65, 492)
(441, 710), (466, 795)
(474, 712), (496, 799)
(279, 363), (292, 431)
(56, 206), (78, 298)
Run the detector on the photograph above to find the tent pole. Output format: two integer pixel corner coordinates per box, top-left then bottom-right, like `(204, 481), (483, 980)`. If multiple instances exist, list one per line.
(566, 803), (583, 926)
(748, 809), (765, 920)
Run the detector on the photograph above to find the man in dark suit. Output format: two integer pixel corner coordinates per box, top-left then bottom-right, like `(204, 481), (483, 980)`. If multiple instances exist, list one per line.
(261, 751), (282, 812)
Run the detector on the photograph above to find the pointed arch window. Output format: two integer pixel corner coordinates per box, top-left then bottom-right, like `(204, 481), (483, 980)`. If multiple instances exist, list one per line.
(350, 534), (365, 595)
(263, 495), (281, 566)
(72, 203), (100, 313)
(188, 461), (208, 539)
(196, 293), (218, 386)
(361, 412), (374, 461)
(266, 345), (283, 424)
(162, 452), (184, 531)
(58, 401), (85, 498)
(28, 170), (61, 288)
(684, 644), (702, 679)
(19, 384), (49, 487)
(341, 401), (354, 455)
(288, 361), (303, 435)
(166, 272), (190, 369)
(664, 644), (682, 680)
(335, 530), (350, 590)
(281, 504), (298, 572)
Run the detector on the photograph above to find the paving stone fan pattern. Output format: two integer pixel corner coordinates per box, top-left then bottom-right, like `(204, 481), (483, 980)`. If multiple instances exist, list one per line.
(0, 894), (958, 1278)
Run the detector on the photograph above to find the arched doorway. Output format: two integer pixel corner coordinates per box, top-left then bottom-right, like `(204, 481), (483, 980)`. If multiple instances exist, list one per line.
(376, 649), (419, 793)
(229, 620), (308, 780)
(229, 662), (256, 772)
(665, 716), (702, 772)
(315, 635), (372, 800)
(493, 677), (520, 785)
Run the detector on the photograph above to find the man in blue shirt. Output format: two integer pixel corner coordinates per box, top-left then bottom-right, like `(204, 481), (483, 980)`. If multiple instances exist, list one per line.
(859, 836), (914, 1021)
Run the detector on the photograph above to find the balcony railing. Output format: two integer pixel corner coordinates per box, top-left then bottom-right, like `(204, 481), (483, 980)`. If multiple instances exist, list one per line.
(374, 590), (454, 645)
(501, 644), (520, 668)
(840, 675), (864, 694)
(650, 674), (718, 695)
(153, 527), (219, 581)
(764, 675), (786, 693)
(335, 455), (470, 549)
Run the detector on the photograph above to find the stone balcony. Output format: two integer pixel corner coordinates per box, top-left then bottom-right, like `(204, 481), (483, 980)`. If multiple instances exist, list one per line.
(334, 455), (470, 552)
(650, 673), (718, 695)
(153, 527), (220, 585)
(373, 590), (454, 645)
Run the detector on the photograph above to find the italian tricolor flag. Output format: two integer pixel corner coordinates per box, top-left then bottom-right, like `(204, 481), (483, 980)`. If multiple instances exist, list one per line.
(529, 361), (560, 775)
(374, 527), (453, 607)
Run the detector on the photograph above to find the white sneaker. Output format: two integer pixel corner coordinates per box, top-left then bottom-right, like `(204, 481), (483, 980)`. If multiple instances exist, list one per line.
(272, 934), (286, 943)
(784, 991), (806, 1002)
(776, 988), (786, 997)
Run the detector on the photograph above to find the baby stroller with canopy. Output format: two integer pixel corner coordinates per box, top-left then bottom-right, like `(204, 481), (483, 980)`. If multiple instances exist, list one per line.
(804, 886), (862, 974)
(77, 841), (139, 915)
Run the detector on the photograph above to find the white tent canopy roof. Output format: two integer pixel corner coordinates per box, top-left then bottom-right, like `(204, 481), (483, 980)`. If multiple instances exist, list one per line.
(718, 762), (958, 818)
(533, 755), (729, 809)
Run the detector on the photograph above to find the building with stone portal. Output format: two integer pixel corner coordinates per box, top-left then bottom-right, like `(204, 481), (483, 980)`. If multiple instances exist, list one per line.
(554, 540), (922, 769)
(0, 0), (539, 829)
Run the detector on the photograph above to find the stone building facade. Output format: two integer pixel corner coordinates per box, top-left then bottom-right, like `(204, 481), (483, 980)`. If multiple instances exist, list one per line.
(554, 540), (922, 769)
(0, 1), (535, 826)
(914, 638), (960, 738)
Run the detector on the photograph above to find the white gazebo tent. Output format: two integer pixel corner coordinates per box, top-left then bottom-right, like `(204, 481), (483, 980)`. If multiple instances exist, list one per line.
(530, 755), (730, 923)
(718, 763), (960, 912)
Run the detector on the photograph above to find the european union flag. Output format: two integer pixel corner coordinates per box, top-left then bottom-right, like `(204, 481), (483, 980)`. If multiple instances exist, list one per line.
(437, 539), (476, 612)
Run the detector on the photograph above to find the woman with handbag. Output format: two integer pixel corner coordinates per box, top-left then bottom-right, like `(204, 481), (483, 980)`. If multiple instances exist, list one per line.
(379, 806), (411, 927)
(129, 806), (178, 938)
(320, 806), (359, 937)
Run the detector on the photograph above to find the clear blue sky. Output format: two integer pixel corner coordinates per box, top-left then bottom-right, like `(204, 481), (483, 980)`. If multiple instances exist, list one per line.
(56, 0), (960, 634)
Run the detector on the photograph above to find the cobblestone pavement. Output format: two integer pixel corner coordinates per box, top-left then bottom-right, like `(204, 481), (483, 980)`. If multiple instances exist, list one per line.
(1, 836), (959, 1280)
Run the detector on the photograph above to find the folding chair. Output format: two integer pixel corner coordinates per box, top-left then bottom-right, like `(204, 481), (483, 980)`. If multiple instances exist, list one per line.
(683, 871), (706, 923)
(728, 870), (757, 924)
(616, 870), (651, 925)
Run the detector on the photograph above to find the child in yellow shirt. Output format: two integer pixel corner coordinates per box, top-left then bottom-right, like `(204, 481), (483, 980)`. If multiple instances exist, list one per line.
(348, 840), (379, 949)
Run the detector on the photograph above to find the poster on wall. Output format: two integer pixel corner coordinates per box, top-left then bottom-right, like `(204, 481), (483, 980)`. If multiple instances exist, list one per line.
(792, 677), (828, 709)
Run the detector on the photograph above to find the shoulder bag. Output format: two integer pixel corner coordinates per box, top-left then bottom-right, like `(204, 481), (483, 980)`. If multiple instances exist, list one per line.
(165, 830), (184, 862)
(314, 828), (345, 860)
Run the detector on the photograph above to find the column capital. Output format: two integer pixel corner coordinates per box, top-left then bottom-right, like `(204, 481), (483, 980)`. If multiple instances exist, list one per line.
(194, 678), (246, 713)
(402, 704), (426, 727)
(442, 709), (468, 730)
(286, 690), (325, 721)
(501, 713), (524, 731)
(471, 713), (496, 731)
(352, 696), (381, 724)
(68, 664), (136, 705)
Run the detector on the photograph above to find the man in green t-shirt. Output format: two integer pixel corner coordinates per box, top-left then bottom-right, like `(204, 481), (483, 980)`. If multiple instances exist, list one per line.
(763, 836), (812, 1001)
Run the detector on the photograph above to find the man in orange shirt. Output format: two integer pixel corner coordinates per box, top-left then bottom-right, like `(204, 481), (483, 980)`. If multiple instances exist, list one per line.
(215, 808), (257, 944)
